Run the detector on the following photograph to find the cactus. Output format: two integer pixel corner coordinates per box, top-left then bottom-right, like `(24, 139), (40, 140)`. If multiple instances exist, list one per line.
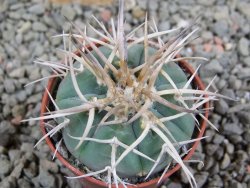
(22, 0), (234, 187)
(56, 43), (195, 178)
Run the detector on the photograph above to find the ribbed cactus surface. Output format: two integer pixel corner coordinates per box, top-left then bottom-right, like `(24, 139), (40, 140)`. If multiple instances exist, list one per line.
(56, 44), (195, 177)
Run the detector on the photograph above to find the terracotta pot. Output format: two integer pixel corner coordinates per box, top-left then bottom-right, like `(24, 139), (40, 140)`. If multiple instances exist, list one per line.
(40, 58), (209, 188)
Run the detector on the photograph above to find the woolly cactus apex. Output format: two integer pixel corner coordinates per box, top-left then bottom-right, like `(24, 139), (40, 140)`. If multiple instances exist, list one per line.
(21, 0), (236, 187)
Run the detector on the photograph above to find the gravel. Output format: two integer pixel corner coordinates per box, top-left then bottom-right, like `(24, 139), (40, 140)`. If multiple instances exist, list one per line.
(0, 0), (249, 188)
(238, 37), (249, 56)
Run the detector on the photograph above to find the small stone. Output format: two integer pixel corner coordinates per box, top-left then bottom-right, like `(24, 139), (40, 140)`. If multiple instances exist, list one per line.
(237, 2), (250, 18)
(32, 22), (48, 32)
(61, 5), (76, 20)
(16, 90), (27, 102)
(236, 150), (248, 162)
(4, 79), (15, 93)
(11, 104), (25, 117)
(237, 111), (250, 124)
(0, 159), (11, 175)
(10, 3), (24, 10)
(0, 121), (16, 135)
(213, 134), (224, 144)
(195, 172), (209, 188)
(238, 37), (249, 56)
(21, 143), (34, 152)
(17, 21), (32, 34)
(125, 0), (136, 10)
(205, 144), (219, 155)
(8, 149), (21, 162)
(159, 21), (170, 31)
(17, 179), (31, 188)
(228, 134), (243, 144)
(9, 11), (21, 19)
(224, 43), (233, 51)
(149, 0), (158, 11)
(23, 162), (38, 178)
(223, 123), (243, 135)
(202, 31), (213, 41)
(220, 153), (230, 169)
(33, 45), (44, 56)
(231, 181), (243, 188)
(237, 67), (250, 79)
(213, 20), (228, 37)
(201, 59), (223, 77)
(132, 6), (145, 19)
(100, 9), (112, 22)
(40, 159), (59, 173)
(37, 168), (56, 188)
(137, 0), (147, 9)
(10, 163), (24, 178)
(243, 57), (250, 66)
(215, 99), (229, 115)
(214, 6), (229, 20)
(9, 67), (25, 78)
(208, 175), (223, 187)
(28, 4), (45, 15)
(168, 182), (182, 188)
(27, 93), (42, 104)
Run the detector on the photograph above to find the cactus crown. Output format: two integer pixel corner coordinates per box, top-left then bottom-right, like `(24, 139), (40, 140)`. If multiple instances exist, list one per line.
(22, 0), (234, 187)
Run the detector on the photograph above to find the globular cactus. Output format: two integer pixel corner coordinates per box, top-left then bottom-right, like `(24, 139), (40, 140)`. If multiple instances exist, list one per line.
(23, 0), (233, 187)
(56, 44), (195, 178)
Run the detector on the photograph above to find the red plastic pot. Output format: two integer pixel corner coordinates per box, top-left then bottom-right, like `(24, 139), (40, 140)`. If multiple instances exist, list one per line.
(40, 58), (209, 188)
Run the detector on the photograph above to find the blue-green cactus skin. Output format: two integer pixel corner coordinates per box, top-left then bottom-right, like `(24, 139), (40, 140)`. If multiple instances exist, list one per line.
(56, 44), (195, 177)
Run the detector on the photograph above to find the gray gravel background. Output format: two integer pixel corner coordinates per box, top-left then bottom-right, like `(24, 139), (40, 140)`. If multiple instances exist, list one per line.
(0, 0), (250, 187)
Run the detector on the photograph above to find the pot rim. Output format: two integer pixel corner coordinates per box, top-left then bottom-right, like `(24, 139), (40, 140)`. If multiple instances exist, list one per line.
(40, 58), (209, 188)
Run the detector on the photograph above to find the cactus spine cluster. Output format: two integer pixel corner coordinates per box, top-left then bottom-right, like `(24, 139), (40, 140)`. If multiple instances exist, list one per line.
(22, 0), (233, 187)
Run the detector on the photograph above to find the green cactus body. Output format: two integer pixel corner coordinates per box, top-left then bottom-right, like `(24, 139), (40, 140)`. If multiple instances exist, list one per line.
(56, 44), (195, 177)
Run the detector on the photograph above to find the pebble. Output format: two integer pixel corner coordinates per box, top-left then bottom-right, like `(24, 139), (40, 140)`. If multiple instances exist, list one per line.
(0, 159), (11, 176)
(37, 168), (56, 188)
(100, 9), (112, 23)
(243, 56), (250, 66)
(220, 153), (230, 169)
(215, 99), (229, 115)
(23, 162), (38, 178)
(201, 59), (223, 77)
(17, 21), (32, 34)
(28, 4), (45, 15)
(237, 2), (250, 18)
(9, 67), (25, 78)
(17, 179), (31, 188)
(10, 163), (24, 178)
(20, 143), (34, 153)
(32, 22), (48, 32)
(238, 37), (249, 56)
(159, 21), (170, 31)
(202, 31), (213, 41)
(40, 159), (59, 173)
(195, 172), (209, 188)
(222, 123), (243, 135)
(61, 5), (76, 20)
(213, 134), (224, 144)
(8, 149), (21, 163)
(213, 20), (228, 37)
(3, 79), (15, 93)
(237, 67), (250, 79)
(167, 182), (182, 188)
(205, 144), (219, 155)
(214, 6), (229, 20)
(132, 6), (145, 19)
(237, 111), (250, 124)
